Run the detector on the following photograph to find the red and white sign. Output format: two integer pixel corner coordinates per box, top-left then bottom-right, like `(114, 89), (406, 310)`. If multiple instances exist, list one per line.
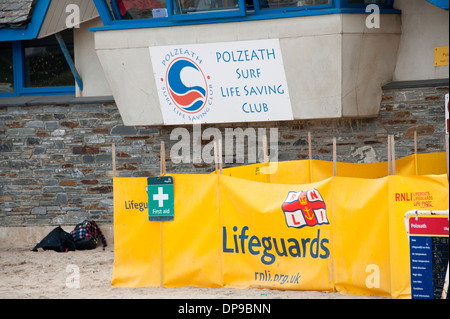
(281, 189), (329, 229)
(409, 216), (449, 237)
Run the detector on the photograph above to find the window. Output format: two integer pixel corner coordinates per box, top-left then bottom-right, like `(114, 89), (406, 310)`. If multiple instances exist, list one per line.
(0, 42), (14, 94)
(23, 31), (74, 89)
(342, 0), (391, 8)
(260, 0), (331, 10)
(94, 0), (395, 27)
(0, 29), (75, 97)
(99, 0), (248, 22)
(171, 0), (246, 20)
(346, 0), (387, 5)
(108, 0), (168, 19)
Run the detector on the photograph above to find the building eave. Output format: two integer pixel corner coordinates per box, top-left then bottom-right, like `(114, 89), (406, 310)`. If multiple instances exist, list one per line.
(0, 0), (51, 41)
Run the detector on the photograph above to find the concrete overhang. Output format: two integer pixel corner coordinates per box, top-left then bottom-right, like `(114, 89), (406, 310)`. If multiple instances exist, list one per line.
(93, 13), (401, 126)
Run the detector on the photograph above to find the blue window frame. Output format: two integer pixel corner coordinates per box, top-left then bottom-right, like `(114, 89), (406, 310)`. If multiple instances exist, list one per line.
(258, 0), (333, 13)
(0, 30), (75, 97)
(340, 0), (393, 9)
(92, 0), (398, 30)
(169, 0), (247, 21)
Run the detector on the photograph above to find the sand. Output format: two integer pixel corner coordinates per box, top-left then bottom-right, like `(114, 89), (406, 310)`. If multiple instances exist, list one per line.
(0, 246), (384, 299)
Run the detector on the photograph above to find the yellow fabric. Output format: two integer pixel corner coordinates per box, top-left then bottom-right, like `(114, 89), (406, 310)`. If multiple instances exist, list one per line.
(112, 177), (161, 287)
(216, 152), (447, 183)
(112, 152), (449, 298)
(387, 175), (450, 298)
(331, 176), (391, 297)
(219, 176), (334, 291)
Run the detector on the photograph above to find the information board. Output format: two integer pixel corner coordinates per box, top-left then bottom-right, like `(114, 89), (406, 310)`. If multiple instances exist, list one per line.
(407, 214), (449, 299)
(434, 45), (449, 67)
(147, 176), (174, 221)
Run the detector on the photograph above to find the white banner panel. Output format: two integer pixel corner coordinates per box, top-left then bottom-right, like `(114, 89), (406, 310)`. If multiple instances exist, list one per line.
(149, 39), (293, 125)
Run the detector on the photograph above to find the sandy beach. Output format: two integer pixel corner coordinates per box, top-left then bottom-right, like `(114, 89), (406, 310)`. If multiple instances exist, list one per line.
(0, 246), (385, 299)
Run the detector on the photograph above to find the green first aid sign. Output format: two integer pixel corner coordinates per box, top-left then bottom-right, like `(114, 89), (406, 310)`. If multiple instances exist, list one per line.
(147, 176), (174, 221)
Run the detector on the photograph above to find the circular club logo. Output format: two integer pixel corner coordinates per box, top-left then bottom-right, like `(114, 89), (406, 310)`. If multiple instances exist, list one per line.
(165, 57), (209, 114)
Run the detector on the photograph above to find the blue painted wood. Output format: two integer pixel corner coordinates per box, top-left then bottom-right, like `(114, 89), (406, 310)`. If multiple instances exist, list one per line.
(426, 0), (449, 10)
(55, 32), (83, 92)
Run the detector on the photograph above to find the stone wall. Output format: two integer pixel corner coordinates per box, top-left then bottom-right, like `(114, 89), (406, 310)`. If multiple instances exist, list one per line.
(0, 84), (448, 226)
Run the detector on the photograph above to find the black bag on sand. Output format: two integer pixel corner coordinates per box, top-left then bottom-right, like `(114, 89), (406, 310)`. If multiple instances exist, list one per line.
(74, 237), (97, 250)
(31, 226), (76, 253)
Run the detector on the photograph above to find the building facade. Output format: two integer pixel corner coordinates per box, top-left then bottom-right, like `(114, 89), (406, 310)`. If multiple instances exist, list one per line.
(0, 0), (448, 233)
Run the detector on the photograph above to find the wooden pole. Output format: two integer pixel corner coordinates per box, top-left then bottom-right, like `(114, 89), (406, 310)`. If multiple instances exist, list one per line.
(160, 141), (166, 176)
(159, 141), (166, 285)
(218, 138), (223, 175)
(308, 132), (313, 183)
(112, 144), (116, 178)
(308, 131), (312, 161)
(414, 130), (418, 175)
(391, 135), (396, 175)
(333, 137), (337, 177)
(263, 134), (269, 163)
(446, 134), (449, 182)
(213, 140), (218, 172)
(387, 135), (391, 176)
(160, 222), (164, 287)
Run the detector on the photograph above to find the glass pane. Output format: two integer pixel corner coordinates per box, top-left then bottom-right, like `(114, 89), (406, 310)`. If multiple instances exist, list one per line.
(346, 0), (387, 4)
(174, 0), (239, 14)
(23, 30), (74, 88)
(259, 0), (330, 10)
(107, 0), (168, 19)
(0, 42), (14, 93)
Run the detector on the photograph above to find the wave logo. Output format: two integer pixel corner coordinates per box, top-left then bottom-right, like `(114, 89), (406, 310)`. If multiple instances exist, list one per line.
(166, 57), (208, 114)
(281, 189), (329, 229)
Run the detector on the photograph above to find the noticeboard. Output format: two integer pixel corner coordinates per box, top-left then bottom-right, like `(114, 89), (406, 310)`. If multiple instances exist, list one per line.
(406, 213), (449, 299)
(147, 176), (174, 221)
(434, 46), (449, 67)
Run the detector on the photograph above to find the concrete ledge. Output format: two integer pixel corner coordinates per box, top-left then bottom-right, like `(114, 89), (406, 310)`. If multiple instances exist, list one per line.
(382, 78), (449, 90)
(0, 224), (114, 250)
(0, 95), (115, 107)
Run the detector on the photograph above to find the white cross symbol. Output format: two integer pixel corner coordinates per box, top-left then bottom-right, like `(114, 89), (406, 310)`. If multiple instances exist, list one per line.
(153, 187), (169, 207)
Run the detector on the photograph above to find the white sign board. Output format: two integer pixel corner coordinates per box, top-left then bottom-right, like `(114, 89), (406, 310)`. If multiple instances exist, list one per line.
(445, 93), (449, 135)
(149, 39), (293, 125)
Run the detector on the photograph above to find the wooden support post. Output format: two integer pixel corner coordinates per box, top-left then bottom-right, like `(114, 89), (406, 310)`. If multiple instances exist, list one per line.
(159, 140), (166, 286)
(263, 134), (269, 163)
(333, 137), (337, 177)
(308, 131), (312, 161)
(214, 140), (218, 172)
(387, 135), (391, 176)
(308, 132), (313, 183)
(160, 221), (164, 287)
(414, 130), (418, 175)
(446, 134), (449, 182)
(160, 141), (166, 176)
(218, 138), (223, 175)
(391, 135), (396, 175)
(112, 144), (116, 178)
